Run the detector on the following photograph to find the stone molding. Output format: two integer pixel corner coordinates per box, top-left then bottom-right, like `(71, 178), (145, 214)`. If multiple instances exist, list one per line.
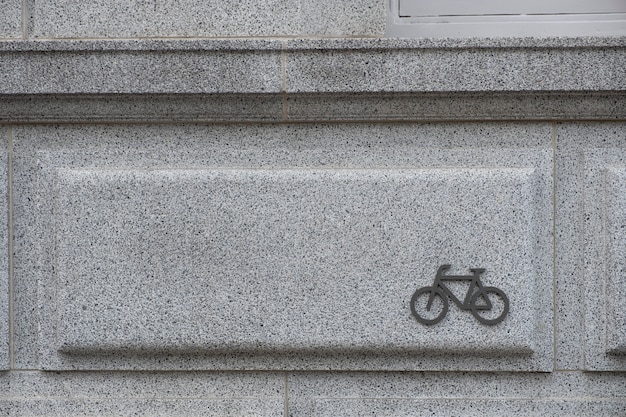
(0, 38), (623, 122)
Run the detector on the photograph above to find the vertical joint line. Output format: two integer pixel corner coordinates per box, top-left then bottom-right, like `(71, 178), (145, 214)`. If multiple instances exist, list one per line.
(281, 41), (288, 121)
(7, 127), (15, 369)
(284, 372), (289, 417)
(21, 0), (28, 39)
(551, 122), (557, 370)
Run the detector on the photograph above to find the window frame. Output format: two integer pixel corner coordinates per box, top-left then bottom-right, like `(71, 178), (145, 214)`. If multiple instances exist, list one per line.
(387, 0), (626, 38)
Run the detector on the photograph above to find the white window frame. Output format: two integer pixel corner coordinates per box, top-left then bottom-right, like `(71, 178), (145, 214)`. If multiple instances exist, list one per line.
(387, 0), (626, 38)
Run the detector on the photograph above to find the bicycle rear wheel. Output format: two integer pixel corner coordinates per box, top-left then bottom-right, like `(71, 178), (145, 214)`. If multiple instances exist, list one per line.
(410, 286), (448, 325)
(469, 287), (509, 325)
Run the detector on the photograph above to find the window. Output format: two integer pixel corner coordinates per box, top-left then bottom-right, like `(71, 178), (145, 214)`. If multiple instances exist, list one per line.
(387, 0), (626, 37)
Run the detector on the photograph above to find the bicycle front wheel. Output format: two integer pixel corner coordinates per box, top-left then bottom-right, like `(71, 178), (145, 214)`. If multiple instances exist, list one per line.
(410, 286), (448, 325)
(469, 287), (509, 325)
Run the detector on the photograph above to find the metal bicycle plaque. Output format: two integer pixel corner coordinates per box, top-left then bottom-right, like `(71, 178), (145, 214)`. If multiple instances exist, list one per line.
(410, 264), (509, 325)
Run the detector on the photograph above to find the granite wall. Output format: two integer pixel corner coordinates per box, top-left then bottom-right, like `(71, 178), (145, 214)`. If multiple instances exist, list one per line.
(1, 2), (625, 416)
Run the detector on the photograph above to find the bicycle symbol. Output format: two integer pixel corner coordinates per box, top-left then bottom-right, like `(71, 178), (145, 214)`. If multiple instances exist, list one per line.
(410, 264), (509, 325)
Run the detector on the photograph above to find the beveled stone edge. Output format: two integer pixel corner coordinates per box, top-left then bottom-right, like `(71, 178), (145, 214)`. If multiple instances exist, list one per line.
(285, 92), (626, 122)
(0, 39), (285, 51)
(0, 94), (285, 123)
(0, 92), (624, 123)
(606, 167), (626, 355)
(0, 37), (623, 51)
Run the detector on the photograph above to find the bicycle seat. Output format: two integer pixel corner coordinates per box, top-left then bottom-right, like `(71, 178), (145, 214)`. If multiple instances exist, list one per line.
(469, 268), (486, 273)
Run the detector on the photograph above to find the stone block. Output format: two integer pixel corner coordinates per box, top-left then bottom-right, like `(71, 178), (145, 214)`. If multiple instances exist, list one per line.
(288, 372), (626, 417)
(309, 399), (623, 416)
(0, 40), (283, 95)
(0, 370), (284, 416)
(284, 39), (626, 94)
(29, 0), (384, 38)
(0, 0), (21, 39)
(12, 123), (553, 370)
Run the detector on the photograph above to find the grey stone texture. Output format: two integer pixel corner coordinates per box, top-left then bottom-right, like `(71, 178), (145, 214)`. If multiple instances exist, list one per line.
(1, 91), (626, 123)
(555, 124), (585, 371)
(288, 372), (626, 417)
(0, 38), (624, 123)
(285, 92), (626, 123)
(0, 94), (285, 123)
(28, 0), (384, 38)
(0, 128), (8, 370)
(12, 123), (553, 371)
(0, 40), (284, 95)
(0, 0), (21, 39)
(0, 371), (285, 416)
(1, 33), (626, 416)
(555, 122), (626, 371)
(3, 92), (626, 123)
(54, 169), (539, 355)
(605, 167), (626, 355)
(0, 38), (624, 95)
(283, 38), (626, 93)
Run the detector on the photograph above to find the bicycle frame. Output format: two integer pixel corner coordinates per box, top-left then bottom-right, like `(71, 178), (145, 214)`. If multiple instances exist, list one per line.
(427, 264), (491, 311)
(412, 264), (509, 326)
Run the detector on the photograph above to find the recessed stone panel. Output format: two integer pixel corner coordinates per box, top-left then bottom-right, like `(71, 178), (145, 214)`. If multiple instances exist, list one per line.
(53, 167), (535, 356)
(12, 123), (553, 370)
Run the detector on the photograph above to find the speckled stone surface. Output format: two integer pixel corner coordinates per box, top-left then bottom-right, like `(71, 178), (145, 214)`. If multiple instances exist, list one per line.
(288, 371), (626, 416)
(0, 128), (8, 370)
(557, 122), (626, 370)
(605, 168), (626, 354)
(0, 15), (625, 417)
(0, 94), (285, 123)
(0, 39), (285, 51)
(28, 0), (384, 38)
(2, 92), (626, 123)
(0, 1), (21, 39)
(285, 92), (626, 122)
(3, 400), (282, 416)
(554, 123), (585, 371)
(0, 370), (285, 416)
(54, 168), (536, 354)
(0, 41), (283, 94)
(2, 37), (624, 51)
(0, 38), (624, 97)
(565, 122), (626, 370)
(284, 40), (626, 93)
(12, 122), (553, 371)
(1, 370), (625, 416)
(309, 398), (624, 416)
